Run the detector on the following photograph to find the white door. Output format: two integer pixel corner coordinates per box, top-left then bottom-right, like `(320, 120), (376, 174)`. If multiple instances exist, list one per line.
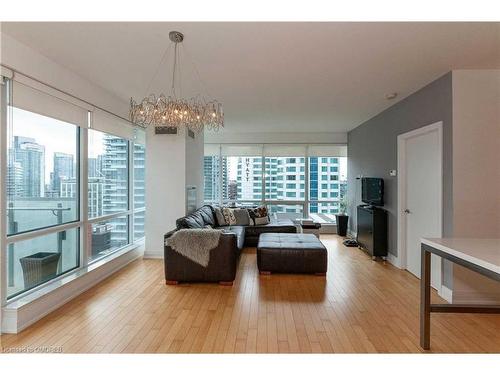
(401, 124), (442, 290)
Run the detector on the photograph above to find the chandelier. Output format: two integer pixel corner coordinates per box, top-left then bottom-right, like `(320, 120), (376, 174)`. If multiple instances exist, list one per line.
(130, 31), (224, 132)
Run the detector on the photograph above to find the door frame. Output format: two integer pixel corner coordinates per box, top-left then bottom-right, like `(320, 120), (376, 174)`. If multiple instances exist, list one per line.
(397, 121), (443, 292)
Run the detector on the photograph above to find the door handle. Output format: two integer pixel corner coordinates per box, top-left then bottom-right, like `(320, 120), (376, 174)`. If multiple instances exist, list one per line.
(404, 209), (411, 214)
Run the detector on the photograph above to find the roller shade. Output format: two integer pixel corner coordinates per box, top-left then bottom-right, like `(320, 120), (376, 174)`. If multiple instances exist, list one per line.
(204, 143), (221, 156)
(1, 66), (13, 79)
(92, 109), (135, 139)
(308, 144), (347, 157)
(134, 128), (146, 145)
(12, 80), (89, 128)
(263, 144), (307, 157)
(221, 144), (263, 157)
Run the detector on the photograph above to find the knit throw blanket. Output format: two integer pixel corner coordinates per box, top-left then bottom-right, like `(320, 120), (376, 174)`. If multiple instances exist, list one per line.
(166, 228), (222, 267)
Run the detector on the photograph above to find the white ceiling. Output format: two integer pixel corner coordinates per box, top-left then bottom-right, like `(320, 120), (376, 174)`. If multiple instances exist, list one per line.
(1, 22), (499, 133)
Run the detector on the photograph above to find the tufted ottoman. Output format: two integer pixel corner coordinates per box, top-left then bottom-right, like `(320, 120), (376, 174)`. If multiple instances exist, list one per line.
(257, 233), (327, 275)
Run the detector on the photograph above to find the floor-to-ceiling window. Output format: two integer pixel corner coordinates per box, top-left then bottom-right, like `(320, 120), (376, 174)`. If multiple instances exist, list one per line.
(203, 143), (347, 224)
(1, 73), (146, 301)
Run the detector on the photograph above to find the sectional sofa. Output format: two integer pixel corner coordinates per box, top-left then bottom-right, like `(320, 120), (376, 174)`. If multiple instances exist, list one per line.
(163, 205), (297, 284)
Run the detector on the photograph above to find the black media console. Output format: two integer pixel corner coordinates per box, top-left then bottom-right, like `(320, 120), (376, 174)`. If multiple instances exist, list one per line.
(356, 205), (388, 260)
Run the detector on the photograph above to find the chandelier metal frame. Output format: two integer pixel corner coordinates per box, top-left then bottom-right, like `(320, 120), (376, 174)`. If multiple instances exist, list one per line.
(129, 31), (224, 133)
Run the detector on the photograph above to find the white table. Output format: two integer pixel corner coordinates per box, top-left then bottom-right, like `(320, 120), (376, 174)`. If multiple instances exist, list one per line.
(420, 238), (500, 350)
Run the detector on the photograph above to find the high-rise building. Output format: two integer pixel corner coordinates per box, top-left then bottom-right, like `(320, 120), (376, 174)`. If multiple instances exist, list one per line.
(6, 160), (23, 197)
(102, 134), (129, 243)
(236, 157), (262, 200)
(10, 136), (45, 198)
(203, 156), (227, 203)
(60, 177), (104, 218)
(51, 152), (74, 195)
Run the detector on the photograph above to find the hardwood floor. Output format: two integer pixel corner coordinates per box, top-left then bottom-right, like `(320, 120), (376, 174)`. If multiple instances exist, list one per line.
(1, 235), (499, 353)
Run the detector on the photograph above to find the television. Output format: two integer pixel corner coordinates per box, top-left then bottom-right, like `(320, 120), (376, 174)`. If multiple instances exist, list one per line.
(361, 177), (384, 206)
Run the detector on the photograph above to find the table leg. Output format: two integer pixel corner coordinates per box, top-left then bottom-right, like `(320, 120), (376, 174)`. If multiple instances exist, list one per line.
(420, 248), (431, 350)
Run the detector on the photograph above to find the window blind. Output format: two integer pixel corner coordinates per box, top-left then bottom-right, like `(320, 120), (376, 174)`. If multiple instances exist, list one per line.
(12, 79), (89, 128)
(220, 144), (263, 157)
(263, 144), (307, 157)
(308, 144), (347, 157)
(91, 108), (135, 139)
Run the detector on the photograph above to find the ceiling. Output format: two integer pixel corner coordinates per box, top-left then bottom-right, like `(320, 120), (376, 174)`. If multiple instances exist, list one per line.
(1, 22), (499, 133)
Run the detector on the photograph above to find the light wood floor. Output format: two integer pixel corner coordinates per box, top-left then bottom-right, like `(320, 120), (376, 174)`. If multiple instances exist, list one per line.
(1, 235), (499, 353)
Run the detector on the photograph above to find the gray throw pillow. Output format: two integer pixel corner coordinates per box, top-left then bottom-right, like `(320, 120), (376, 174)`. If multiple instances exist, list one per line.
(213, 207), (227, 226)
(254, 216), (270, 226)
(233, 208), (250, 226)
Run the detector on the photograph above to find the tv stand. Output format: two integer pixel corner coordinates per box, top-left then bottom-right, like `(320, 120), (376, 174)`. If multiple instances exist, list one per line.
(356, 205), (388, 260)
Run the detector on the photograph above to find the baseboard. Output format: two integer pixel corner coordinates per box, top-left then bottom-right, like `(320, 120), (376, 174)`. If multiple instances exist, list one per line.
(387, 253), (403, 269)
(2, 244), (144, 334)
(143, 249), (164, 259)
(452, 290), (500, 305)
(439, 285), (453, 303)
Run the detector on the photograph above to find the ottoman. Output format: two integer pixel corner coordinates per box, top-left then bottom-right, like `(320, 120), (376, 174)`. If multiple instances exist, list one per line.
(257, 233), (327, 275)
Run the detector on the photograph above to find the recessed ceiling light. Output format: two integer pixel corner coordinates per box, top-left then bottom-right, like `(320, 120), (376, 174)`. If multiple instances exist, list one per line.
(385, 92), (398, 100)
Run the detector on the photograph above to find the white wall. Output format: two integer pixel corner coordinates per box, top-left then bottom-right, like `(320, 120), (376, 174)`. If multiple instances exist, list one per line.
(145, 127), (187, 258)
(185, 130), (205, 207)
(451, 69), (500, 303)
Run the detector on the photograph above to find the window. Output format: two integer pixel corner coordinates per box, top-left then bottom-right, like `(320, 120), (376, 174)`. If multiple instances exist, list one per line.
(224, 156), (262, 202)
(202, 144), (347, 226)
(2, 76), (146, 301)
(7, 108), (79, 235)
(265, 157), (305, 201)
(90, 215), (129, 263)
(308, 156), (347, 223)
(133, 144), (145, 210)
(88, 129), (129, 218)
(6, 228), (79, 298)
(133, 209), (145, 240)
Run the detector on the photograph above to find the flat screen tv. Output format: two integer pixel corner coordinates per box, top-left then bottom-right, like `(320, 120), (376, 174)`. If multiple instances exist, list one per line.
(361, 177), (384, 206)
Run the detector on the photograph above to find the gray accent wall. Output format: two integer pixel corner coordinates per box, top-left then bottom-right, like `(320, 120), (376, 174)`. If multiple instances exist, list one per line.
(347, 72), (453, 287)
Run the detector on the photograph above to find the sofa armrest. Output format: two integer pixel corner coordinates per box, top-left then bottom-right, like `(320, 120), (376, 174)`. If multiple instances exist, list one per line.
(164, 231), (239, 283)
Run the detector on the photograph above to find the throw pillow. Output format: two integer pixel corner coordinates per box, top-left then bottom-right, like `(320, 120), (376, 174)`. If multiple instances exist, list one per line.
(253, 205), (269, 218)
(233, 208), (251, 226)
(222, 207), (237, 225)
(213, 206), (226, 226)
(254, 216), (270, 226)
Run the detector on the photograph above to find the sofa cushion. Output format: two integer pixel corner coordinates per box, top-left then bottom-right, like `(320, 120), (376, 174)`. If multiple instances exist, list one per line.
(198, 205), (216, 227)
(244, 218), (297, 236)
(176, 205), (216, 229)
(221, 225), (246, 250)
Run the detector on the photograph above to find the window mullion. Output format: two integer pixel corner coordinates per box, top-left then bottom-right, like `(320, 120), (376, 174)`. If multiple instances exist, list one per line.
(80, 123), (89, 267)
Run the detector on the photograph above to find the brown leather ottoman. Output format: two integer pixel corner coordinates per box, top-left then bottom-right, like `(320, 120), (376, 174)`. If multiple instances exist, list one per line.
(257, 233), (327, 275)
